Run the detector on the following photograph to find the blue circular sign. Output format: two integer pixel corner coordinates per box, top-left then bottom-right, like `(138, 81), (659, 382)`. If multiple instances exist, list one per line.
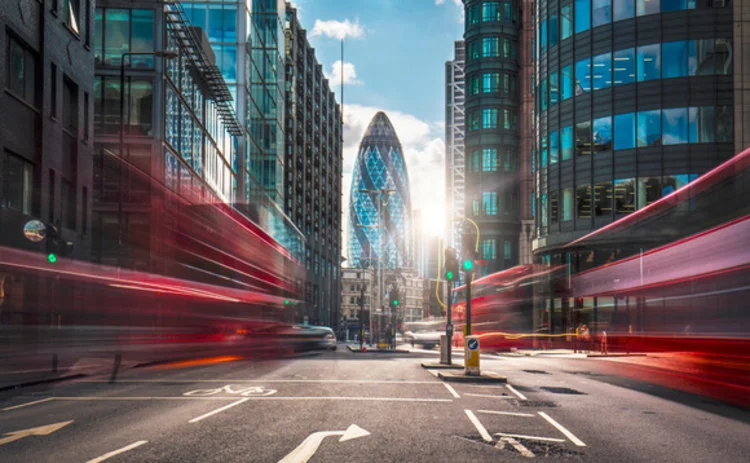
(468, 339), (479, 350)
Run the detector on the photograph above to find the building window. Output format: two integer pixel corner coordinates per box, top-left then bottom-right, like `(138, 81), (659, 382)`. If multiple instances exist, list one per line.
(550, 71), (559, 105)
(575, 121), (592, 156)
(540, 78), (548, 111)
(614, 178), (635, 214)
(561, 4), (573, 40)
(716, 105), (733, 142)
(541, 194), (548, 228)
(94, 77), (153, 136)
(482, 72), (500, 93)
(483, 191), (498, 215)
(561, 125), (574, 160)
(482, 239), (497, 260)
(594, 182), (613, 216)
(550, 190), (559, 224)
(468, 111), (480, 131)
(593, 0), (612, 27)
(637, 177), (662, 209)
(468, 40), (479, 60)
(83, 92), (90, 141)
(577, 185), (592, 219)
(467, 4), (480, 25)
(637, 44), (660, 81)
(637, 109), (661, 147)
(614, 0), (635, 19)
(715, 39), (733, 76)
(614, 112), (636, 150)
(575, 58), (591, 93)
(63, 76), (78, 132)
(97, 8), (155, 67)
(482, 2), (502, 21)
(613, 48), (635, 85)
(469, 75), (480, 95)
(637, 0), (660, 15)
(482, 148), (497, 172)
(575, 0), (591, 34)
(561, 65), (573, 100)
(61, 180), (76, 230)
(689, 106), (714, 143)
(592, 53), (611, 90)
(472, 150), (481, 172)
(550, 14), (559, 48)
(64, 0), (81, 35)
(593, 116), (613, 152)
(7, 35), (37, 106)
(562, 188), (574, 221)
(2, 152), (34, 215)
(662, 108), (688, 145)
(482, 37), (500, 57)
(550, 131), (559, 164)
(541, 135), (548, 166)
(472, 198), (480, 216)
(503, 240), (512, 261)
(482, 108), (498, 129)
(662, 41), (688, 78)
(541, 20), (547, 52)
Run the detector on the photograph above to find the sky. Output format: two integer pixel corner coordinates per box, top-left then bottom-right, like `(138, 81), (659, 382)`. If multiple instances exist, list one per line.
(290, 0), (464, 258)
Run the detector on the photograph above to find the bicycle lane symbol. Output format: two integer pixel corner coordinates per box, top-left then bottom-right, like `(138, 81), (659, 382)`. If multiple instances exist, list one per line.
(183, 385), (277, 397)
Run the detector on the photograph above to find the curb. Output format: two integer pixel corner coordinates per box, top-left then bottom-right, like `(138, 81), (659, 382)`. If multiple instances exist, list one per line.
(438, 371), (508, 383)
(347, 345), (410, 354)
(420, 362), (463, 369)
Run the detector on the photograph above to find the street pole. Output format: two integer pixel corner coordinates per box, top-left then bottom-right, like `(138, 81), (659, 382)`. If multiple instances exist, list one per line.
(465, 272), (473, 336)
(359, 282), (366, 350)
(446, 279), (453, 364)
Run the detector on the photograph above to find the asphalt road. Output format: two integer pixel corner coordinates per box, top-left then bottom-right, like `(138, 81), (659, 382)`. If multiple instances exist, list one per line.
(1, 345), (748, 462)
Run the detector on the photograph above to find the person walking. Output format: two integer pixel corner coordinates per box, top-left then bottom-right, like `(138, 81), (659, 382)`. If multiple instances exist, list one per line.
(600, 330), (608, 355)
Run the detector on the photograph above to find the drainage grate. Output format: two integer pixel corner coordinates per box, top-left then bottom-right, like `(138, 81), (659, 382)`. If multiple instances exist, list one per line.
(540, 386), (586, 395)
(523, 369), (550, 375)
(517, 400), (558, 408)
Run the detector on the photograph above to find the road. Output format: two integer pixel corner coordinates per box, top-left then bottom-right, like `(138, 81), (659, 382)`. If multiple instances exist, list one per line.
(1, 345), (748, 462)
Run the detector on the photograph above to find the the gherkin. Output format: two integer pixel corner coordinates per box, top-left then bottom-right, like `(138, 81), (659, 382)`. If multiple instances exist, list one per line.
(349, 112), (412, 269)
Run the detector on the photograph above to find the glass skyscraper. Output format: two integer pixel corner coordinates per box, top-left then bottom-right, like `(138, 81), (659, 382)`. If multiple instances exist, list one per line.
(349, 112), (412, 270)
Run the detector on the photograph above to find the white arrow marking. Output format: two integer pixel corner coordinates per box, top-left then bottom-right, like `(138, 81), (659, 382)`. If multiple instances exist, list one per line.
(496, 437), (535, 458)
(0, 420), (73, 446)
(278, 424), (370, 463)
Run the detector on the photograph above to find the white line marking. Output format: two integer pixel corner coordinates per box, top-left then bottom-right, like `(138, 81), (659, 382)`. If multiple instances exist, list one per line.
(1, 397), (55, 411)
(506, 384), (528, 400)
(189, 398), (248, 423)
(538, 412), (587, 447)
(426, 369), (440, 377)
(496, 437), (535, 458)
(80, 379), (440, 384)
(443, 383), (460, 398)
(51, 396), (453, 403)
(495, 432), (566, 443)
(86, 441), (148, 463)
(478, 410), (535, 417)
(464, 410), (493, 442)
(464, 393), (514, 399)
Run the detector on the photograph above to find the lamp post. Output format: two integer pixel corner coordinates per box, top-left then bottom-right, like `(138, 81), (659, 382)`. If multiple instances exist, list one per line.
(117, 50), (177, 266)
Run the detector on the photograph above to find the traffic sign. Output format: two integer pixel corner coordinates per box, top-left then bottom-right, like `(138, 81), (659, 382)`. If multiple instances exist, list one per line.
(467, 338), (479, 351)
(465, 335), (480, 376)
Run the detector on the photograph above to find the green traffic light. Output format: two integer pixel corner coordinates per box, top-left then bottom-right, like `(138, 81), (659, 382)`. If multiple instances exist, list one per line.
(446, 271), (454, 280)
(463, 259), (473, 271)
(47, 253), (57, 263)
(392, 299), (399, 306)
(284, 299), (290, 305)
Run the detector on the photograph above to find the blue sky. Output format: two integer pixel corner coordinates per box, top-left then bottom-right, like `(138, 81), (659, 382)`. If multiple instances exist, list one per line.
(291, 0), (464, 248)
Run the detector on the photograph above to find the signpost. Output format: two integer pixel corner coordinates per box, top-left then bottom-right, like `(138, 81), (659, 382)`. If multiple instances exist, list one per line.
(465, 335), (480, 376)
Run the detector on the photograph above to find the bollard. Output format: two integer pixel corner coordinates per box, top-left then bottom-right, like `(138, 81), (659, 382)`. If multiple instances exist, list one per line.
(464, 336), (480, 376)
(109, 351), (122, 384)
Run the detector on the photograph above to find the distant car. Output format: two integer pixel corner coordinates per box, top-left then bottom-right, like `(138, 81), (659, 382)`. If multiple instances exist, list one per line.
(319, 326), (337, 350)
(403, 320), (445, 350)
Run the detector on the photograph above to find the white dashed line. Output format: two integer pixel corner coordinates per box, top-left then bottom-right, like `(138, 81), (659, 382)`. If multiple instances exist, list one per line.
(86, 440), (148, 463)
(51, 396), (452, 403)
(538, 412), (587, 447)
(496, 436), (536, 458)
(1, 397), (55, 411)
(443, 383), (461, 398)
(506, 384), (528, 400)
(477, 410), (535, 417)
(464, 410), (493, 442)
(495, 432), (566, 443)
(464, 393), (514, 399)
(189, 398), (249, 423)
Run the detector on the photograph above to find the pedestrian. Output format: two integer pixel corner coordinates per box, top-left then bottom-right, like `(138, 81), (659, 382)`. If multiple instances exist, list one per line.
(574, 323), (583, 353)
(600, 330), (608, 355)
(580, 323), (591, 353)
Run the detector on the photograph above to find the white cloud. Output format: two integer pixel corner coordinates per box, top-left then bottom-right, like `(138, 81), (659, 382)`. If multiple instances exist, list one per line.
(341, 104), (446, 261)
(326, 60), (363, 87)
(310, 19), (365, 40)
(436, 0), (464, 23)
(435, 0), (445, 4)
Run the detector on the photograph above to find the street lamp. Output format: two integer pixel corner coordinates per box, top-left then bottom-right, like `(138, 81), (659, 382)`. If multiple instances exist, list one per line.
(117, 50), (177, 266)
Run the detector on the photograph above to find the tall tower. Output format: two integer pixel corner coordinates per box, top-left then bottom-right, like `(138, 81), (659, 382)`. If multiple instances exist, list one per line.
(445, 41), (466, 253)
(348, 112), (412, 270)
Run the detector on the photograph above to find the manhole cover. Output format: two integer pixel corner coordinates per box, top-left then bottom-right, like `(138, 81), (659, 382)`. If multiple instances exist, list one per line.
(518, 400), (558, 408)
(514, 438), (585, 458)
(540, 387), (586, 395)
(523, 369), (550, 375)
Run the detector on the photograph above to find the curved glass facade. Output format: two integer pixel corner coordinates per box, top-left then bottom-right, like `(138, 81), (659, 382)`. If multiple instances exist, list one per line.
(464, 0), (522, 273)
(532, 0), (736, 255)
(348, 112), (412, 269)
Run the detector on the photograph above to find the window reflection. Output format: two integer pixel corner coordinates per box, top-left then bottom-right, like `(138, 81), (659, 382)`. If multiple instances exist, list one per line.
(541, 78), (548, 111)
(593, 0), (612, 27)
(691, 39), (715, 75)
(562, 188), (574, 221)
(637, 177), (662, 209)
(613, 48), (635, 85)
(561, 65), (573, 99)
(576, 0), (591, 33)
(637, 0), (660, 16)
(561, 125), (574, 160)
(594, 182), (613, 216)
(662, 108), (688, 145)
(592, 52), (612, 90)
(575, 121), (592, 156)
(550, 190), (559, 224)
(577, 185), (592, 219)
(550, 71), (559, 105)
(637, 109), (661, 147)
(614, 112), (635, 150)
(550, 14), (559, 48)
(550, 130), (559, 164)
(575, 58), (591, 93)
(593, 116), (613, 152)
(614, 178), (635, 214)
(613, 0), (635, 20)
(482, 37), (500, 57)
(662, 0), (687, 11)
(662, 41), (688, 78)
(541, 135), (549, 166)
(637, 44), (660, 81)
(688, 106), (714, 143)
(561, 4), (573, 40)
(716, 105), (733, 142)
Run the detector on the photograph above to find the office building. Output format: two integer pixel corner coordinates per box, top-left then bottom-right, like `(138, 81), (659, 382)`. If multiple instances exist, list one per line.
(348, 112), (412, 270)
(532, 0), (744, 267)
(445, 40), (466, 253)
(463, 0), (522, 273)
(341, 268), (378, 340)
(284, 3), (343, 327)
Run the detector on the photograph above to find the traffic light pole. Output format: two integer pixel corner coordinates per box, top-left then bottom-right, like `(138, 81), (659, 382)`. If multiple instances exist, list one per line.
(445, 280), (453, 365)
(465, 271), (473, 336)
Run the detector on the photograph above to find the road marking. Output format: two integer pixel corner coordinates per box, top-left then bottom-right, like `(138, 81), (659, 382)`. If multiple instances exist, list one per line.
(0, 420), (73, 446)
(443, 383), (460, 398)
(189, 398), (249, 423)
(86, 441), (148, 463)
(426, 369), (440, 377)
(50, 396), (453, 403)
(464, 393), (514, 399)
(506, 384), (528, 400)
(496, 436), (535, 458)
(478, 410), (535, 417)
(537, 412), (587, 447)
(1, 397), (55, 411)
(278, 424), (370, 463)
(495, 432), (566, 443)
(79, 379), (440, 384)
(184, 385), (277, 397)
(464, 410), (493, 442)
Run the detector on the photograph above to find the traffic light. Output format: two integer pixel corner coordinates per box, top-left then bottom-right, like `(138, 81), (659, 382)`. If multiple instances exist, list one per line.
(389, 286), (401, 310)
(444, 247), (458, 281)
(462, 232), (478, 272)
